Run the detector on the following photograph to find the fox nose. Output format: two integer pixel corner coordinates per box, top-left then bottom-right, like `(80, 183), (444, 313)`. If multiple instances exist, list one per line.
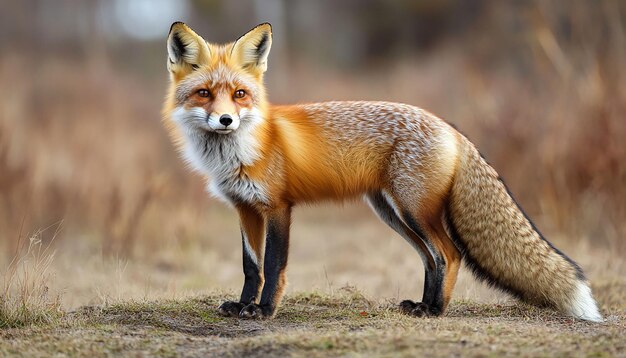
(219, 114), (233, 127)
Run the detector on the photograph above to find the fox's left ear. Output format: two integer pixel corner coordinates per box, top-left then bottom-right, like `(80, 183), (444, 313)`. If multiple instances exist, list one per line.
(231, 23), (272, 74)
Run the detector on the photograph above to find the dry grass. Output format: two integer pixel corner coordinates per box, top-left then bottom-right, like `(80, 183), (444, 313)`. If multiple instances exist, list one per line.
(0, 290), (624, 357)
(0, 226), (62, 328)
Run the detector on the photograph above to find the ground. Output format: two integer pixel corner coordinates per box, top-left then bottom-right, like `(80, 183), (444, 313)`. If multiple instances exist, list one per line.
(1, 290), (624, 357)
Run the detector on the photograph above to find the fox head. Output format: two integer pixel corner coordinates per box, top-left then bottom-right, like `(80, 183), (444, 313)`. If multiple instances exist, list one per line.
(165, 22), (272, 135)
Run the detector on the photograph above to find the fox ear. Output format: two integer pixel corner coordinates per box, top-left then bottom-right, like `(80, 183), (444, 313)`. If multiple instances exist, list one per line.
(231, 23), (272, 74)
(167, 22), (210, 79)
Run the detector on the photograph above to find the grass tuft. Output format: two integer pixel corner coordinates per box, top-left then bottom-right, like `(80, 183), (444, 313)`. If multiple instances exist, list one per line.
(0, 227), (63, 328)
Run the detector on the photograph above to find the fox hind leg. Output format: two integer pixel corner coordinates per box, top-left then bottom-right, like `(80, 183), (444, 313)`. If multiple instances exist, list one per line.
(365, 191), (442, 316)
(366, 191), (461, 316)
(399, 209), (461, 316)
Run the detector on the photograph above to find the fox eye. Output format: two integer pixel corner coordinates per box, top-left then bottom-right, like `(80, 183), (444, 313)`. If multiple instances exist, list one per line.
(197, 89), (210, 98)
(234, 89), (246, 99)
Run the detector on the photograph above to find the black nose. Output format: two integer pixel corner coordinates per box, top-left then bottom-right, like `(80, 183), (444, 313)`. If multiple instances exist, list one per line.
(219, 114), (233, 127)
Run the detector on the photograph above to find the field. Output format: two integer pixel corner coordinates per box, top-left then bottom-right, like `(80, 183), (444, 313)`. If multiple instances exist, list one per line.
(1, 1), (625, 356)
(0, 292), (624, 357)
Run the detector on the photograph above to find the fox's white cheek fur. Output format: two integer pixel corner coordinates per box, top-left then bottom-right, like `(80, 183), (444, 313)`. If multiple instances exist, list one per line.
(236, 107), (264, 163)
(171, 106), (208, 130)
(171, 106), (211, 174)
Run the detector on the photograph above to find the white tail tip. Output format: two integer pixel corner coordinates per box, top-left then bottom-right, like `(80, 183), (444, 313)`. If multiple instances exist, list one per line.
(568, 282), (603, 322)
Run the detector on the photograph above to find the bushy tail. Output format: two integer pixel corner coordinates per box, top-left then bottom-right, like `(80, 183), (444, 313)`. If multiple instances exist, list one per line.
(446, 136), (602, 322)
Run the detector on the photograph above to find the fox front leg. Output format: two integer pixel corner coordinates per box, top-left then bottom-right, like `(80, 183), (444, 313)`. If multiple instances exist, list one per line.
(218, 204), (265, 317)
(239, 205), (291, 319)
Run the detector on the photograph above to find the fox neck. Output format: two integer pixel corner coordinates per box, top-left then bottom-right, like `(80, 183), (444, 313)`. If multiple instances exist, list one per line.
(181, 106), (274, 205)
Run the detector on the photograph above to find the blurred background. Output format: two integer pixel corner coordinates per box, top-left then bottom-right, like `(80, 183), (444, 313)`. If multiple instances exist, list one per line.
(1, 0), (624, 310)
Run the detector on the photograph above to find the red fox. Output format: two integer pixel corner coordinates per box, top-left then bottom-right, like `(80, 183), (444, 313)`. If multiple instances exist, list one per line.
(162, 22), (602, 322)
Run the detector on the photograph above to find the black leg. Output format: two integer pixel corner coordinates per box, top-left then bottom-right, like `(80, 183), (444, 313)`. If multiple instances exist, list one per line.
(219, 204), (265, 317)
(240, 231), (263, 303)
(366, 191), (446, 316)
(240, 206), (291, 319)
(400, 212), (447, 316)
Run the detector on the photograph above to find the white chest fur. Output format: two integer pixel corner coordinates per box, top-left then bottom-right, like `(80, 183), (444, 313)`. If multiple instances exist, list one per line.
(171, 106), (269, 205)
(182, 128), (269, 205)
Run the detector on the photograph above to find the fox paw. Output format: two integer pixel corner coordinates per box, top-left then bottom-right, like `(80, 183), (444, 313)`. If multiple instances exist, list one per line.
(239, 303), (273, 319)
(218, 301), (245, 317)
(399, 300), (439, 317)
